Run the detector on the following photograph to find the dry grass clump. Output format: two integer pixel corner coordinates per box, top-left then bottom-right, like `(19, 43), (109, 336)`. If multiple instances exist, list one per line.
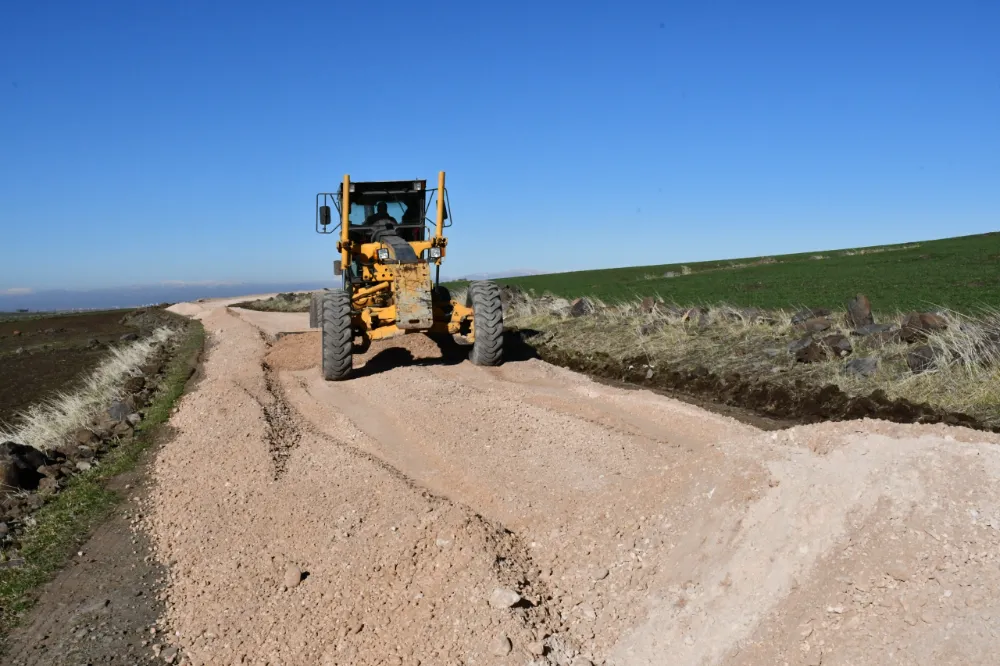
(506, 293), (1000, 427)
(0, 328), (175, 451)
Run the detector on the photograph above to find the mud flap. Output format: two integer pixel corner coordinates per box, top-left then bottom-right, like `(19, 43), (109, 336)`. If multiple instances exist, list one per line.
(391, 263), (434, 329)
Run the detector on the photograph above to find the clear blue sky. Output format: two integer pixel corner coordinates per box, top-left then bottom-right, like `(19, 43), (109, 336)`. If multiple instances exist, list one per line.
(2, 0), (998, 292)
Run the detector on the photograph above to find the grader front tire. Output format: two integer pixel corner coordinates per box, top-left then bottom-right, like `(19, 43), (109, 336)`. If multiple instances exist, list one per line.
(321, 291), (353, 381)
(468, 281), (503, 366)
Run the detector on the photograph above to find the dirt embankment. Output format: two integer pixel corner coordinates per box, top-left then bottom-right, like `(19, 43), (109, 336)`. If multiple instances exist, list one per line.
(38, 299), (997, 666)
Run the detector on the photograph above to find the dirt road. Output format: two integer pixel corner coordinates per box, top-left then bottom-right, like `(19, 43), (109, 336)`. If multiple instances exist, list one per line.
(43, 297), (1000, 665)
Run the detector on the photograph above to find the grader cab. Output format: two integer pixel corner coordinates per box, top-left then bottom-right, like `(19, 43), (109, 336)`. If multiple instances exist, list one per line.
(313, 172), (503, 380)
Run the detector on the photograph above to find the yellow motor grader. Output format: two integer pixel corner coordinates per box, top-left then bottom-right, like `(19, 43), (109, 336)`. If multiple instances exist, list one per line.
(313, 172), (502, 380)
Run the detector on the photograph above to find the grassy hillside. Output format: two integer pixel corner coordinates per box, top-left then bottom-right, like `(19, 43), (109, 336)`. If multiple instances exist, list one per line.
(485, 232), (1000, 313)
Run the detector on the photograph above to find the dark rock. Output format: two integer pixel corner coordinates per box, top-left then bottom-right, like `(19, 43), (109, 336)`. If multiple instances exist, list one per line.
(907, 345), (936, 373)
(87, 338), (101, 349)
(38, 477), (59, 492)
(0, 522), (7, 537)
(868, 329), (901, 346)
(791, 308), (832, 325)
(822, 334), (853, 358)
(119, 332), (139, 342)
(846, 294), (874, 328)
(794, 339), (829, 363)
(900, 312), (948, 343)
(843, 357), (878, 378)
(141, 360), (165, 376)
(124, 376), (146, 394)
(26, 494), (44, 510)
(852, 323), (897, 337)
(569, 297), (595, 317)
(798, 317), (832, 333)
(0, 442), (49, 494)
(108, 401), (130, 422)
(77, 445), (95, 459)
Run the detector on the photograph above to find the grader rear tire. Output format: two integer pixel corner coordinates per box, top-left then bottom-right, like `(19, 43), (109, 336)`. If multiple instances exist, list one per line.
(321, 291), (353, 380)
(467, 281), (503, 366)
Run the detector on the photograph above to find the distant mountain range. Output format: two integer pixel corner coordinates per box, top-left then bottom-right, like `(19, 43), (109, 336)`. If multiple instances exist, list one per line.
(1, 270), (545, 312)
(444, 269), (543, 282)
(0, 282), (331, 312)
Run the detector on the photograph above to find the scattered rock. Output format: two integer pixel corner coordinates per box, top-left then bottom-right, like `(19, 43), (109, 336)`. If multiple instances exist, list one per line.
(489, 635), (512, 656)
(0, 522), (7, 537)
(488, 588), (522, 609)
(76, 461), (93, 472)
(852, 323), (896, 337)
(74, 428), (97, 446)
(108, 401), (130, 422)
(822, 334), (853, 357)
(527, 641), (546, 656)
(161, 646), (178, 664)
(38, 477), (59, 492)
(569, 297), (595, 317)
(592, 567), (610, 581)
(124, 376), (146, 394)
(126, 413), (142, 427)
(794, 339), (828, 364)
(574, 659), (594, 666)
(11, 330), (21, 337)
(798, 317), (832, 333)
(77, 445), (95, 459)
(900, 312), (948, 343)
(846, 293), (874, 328)
(112, 422), (134, 438)
(283, 565), (303, 589)
(119, 332), (139, 342)
(639, 297), (658, 313)
(787, 336), (814, 355)
(663, 271), (679, 278)
(843, 357), (878, 378)
(907, 345), (936, 373)
(792, 308), (831, 325)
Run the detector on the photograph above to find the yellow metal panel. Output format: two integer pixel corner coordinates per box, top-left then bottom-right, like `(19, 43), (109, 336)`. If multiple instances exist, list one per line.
(340, 174), (350, 269)
(435, 171), (445, 240)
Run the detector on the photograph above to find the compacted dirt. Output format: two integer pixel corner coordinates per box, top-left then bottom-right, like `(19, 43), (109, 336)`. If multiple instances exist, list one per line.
(11, 296), (1000, 665)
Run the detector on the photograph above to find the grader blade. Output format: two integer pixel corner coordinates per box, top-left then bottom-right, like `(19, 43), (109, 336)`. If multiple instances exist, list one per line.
(391, 263), (434, 330)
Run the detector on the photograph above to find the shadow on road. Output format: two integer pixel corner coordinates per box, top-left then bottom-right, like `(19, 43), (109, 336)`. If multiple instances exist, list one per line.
(351, 331), (541, 379)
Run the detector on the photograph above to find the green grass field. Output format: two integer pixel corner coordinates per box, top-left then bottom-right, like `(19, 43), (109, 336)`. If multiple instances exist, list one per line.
(485, 232), (1000, 313)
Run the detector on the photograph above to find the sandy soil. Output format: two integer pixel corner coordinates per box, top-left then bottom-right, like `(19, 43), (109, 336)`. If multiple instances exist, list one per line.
(127, 299), (1000, 665)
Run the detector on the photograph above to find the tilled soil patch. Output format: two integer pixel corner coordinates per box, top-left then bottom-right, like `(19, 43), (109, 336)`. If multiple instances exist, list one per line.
(525, 336), (998, 434)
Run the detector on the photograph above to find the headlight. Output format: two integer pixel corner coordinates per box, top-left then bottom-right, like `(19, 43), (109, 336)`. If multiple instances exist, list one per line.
(428, 247), (442, 259)
(377, 248), (390, 261)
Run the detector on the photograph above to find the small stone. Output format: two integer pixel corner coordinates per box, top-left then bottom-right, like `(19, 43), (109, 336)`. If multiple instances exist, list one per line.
(126, 413), (142, 427)
(527, 641), (546, 656)
(161, 646), (178, 663)
(76, 461), (93, 472)
(574, 660), (594, 666)
(283, 565), (303, 589)
(488, 588), (522, 609)
(684, 636), (695, 646)
(592, 567), (610, 581)
(0, 522), (8, 536)
(489, 635), (512, 656)
(885, 564), (910, 582)
(108, 401), (130, 422)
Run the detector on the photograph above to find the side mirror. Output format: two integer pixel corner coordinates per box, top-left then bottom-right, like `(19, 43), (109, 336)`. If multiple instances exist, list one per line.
(320, 205), (332, 227)
(333, 259), (342, 276)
